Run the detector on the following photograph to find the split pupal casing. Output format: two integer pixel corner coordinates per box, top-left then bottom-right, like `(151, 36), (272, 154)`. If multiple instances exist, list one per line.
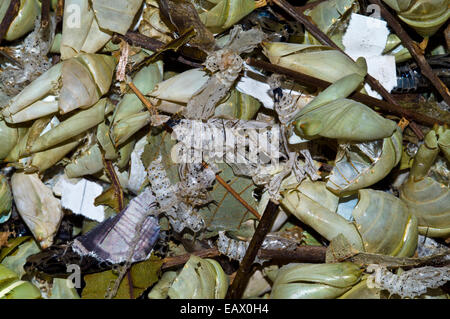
(270, 262), (363, 299)
(0, 264), (41, 299)
(326, 128), (403, 195)
(262, 42), (367, 84)
(0, 174), (12, 223)
(0, 0), (40, 41)
(10, 172), (64, 249)
(71, 187), (160, 264)
(382, 0), (450, 37)
(2, 54), (116, 124)
(0, 120), (19, 160)
(28, 98), (111, 155)
(281, 181), (418, 257)
(400, 127), (450, 238)
(65, 144), (104, 178)
(292, 73), (398, 142)
(61, 0), (144, 59)
(168, 255), (229, 299)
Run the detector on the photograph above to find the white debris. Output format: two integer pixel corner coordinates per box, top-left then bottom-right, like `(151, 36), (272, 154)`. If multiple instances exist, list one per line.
(53, 174), (105, 222)
(343, 13), (397, 99)
(127, 136), (148, 194)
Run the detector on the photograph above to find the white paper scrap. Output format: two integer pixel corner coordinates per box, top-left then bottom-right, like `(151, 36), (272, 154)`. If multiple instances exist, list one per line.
(53, 175), (105, 222)
(343, 13), (397, 99)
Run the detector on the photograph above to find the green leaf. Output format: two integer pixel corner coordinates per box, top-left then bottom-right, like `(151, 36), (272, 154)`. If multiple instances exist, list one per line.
(0, 236), (32, 262)
(198, 163), (258, 239)
(82, 255), (163, 299)
(1, 239), (40, 278)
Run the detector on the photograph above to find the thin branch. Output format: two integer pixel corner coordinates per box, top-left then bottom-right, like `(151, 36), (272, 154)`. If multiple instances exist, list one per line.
(271, 0), (426, 139)
(247, 58), (448, 127)
(295, 0), (328, 12)
(161, 248), (220, 270)
(40, 0), (51, 30)
(226, 200), (279, 299)
(202, 162), (262, 220)
(259, 246), (326, 263)
(0, 0), (20, 44)
(368, 0), (450, 106)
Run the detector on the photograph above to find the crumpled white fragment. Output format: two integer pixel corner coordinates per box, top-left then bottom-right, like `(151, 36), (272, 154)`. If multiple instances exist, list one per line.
(53, 174), (105, 222)
(343, 13), (396, 99)
(366, 264), (450, 298)
(128, 136), (148, 194)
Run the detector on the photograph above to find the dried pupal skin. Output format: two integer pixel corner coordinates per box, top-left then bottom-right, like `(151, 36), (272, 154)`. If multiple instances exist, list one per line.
(292, 73), (397, 142)
(148, 271), (177, 299)
(65, 144), (104, 178)
(281, 181), (418, 257)
(0, 0), (40, 41)
(193, 0), (257, 34)
(270, 262), (363, 299)
(382, 0), (450, 37)
(400, 127), (450, 238)
(10, 172), (63, 249)
(0, 174), (12, 223)
(303, 0), (359, 49)
(262, 42), (367, 84)
(168, 255), (228, 299)
(72, 188), (160, 264)
(0, 265), (41, 299)
(326, 128), (403, 195)
(0, 120), (18, 160)
(61, 0), (143, 59)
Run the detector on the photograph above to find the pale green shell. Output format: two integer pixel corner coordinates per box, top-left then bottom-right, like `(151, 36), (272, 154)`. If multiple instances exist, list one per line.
(281, 182), (418, 257)
(270, 262), (363, 299)
(65, 144), (104, 178)
(0, 0), (40, 41)
(327, 129), (403, 195)
(196, 0), (256, 34)
(262, 42), (367, 84)
(0, 265), (41, 299)
(353, 189), (418, 257)
(168, 255), (229, 299)
(293, 73), (397, 142)
(0, 120), (18, 160)
(0, 175), (12, 223)
(382, 0), (450, 37)
(29, 99), (109, 154)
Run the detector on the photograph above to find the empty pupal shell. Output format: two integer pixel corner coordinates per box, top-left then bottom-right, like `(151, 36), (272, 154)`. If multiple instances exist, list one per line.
(0, 120), (18, 160)
(400, 127), (450, 238)
(281, 181), (418, 257)
(262, 42), (367, 83)
(0, 174), (12, 223)
(327, 128), (403, 195)
(382, 0), (450, 37)
(61, 0), (143, 59)
(0, 0), (40, 41)
(270, 262), (363, 299)
(0, 265), (41, 299)
(293, 73), (397, 142)
(195, 0), (256, 34)
(11, 172), (63, 248)
(168, 255), (229, 299)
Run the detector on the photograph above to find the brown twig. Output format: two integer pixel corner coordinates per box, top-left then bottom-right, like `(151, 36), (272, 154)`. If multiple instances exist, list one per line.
(161, 248), (221, 270)
(128, 82), (157, 115)
(0, 0), (20, 43)
(202, 162), (262, 220)
(115, 32), (203, 69)
(271, 0), (425, 139)
(247, 58), (448, 127)
(259, 246), (326, 263)
(56, 0), (65, 24)
(40, 0), (51, 30)
(226, 200), (279, 299)
(368, 0), (450, 107)
(295, 0), (328, 12)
